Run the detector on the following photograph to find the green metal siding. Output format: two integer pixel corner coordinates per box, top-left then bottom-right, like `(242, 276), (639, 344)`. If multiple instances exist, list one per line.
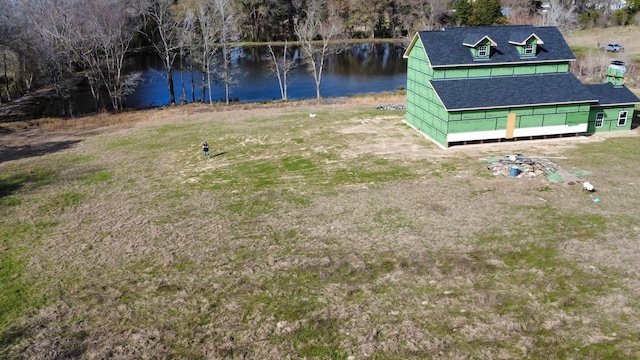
(533, 106), (557, 115)
(519, 114), (544, 127)
(566, 113), (584, 126)
(433, 63), (570, 80)
(444, 68), (469, 78)
(446, 104), (589, 134)
(491, 67), (513, 76)
(543, 113), (567, 126)
(587, 106), (634, 133)
(556, 104), (581, 113)
(449, 118), (498, 132)
(448, 112), (461, 121)
(515, 108), (533, 116)
(418, 60), (433, 74)
(606, 66), (625, 86)
(433, 71), (446, 79)
(468, 67), (492, 77)
(405, 40), (449, 147)
(535, 64), (559, 73)
(437, 106), (449, 119)
(484, 109), (510, 118)
(461, 110), (488, 120)
(513, 66), (536, 75)
(404, 34), (630, 147)
(496, 117), (511, 129)
(433, 129), (447, 145)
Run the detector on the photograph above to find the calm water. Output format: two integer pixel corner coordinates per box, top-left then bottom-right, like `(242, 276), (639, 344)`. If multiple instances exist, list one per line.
(125, 43), (407, 108)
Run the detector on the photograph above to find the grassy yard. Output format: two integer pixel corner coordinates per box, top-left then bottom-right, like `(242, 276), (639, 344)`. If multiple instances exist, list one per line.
(565, 25), (640, 94)
(1, 97), (640, 359)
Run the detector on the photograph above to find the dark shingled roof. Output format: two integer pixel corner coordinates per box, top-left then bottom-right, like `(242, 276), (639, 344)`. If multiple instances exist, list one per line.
(586, 83), (640, 105)
(430, 73), (596, 110)
(508, 28), (538, 44)
(463, 33), (492, 46)
(416, 25), (575, 67)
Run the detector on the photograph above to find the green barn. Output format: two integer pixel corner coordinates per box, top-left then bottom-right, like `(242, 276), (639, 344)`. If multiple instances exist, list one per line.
(403, 25), (640, 148)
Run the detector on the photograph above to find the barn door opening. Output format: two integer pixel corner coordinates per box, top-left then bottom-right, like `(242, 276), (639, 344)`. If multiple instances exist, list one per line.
(506, 113), (516, 139)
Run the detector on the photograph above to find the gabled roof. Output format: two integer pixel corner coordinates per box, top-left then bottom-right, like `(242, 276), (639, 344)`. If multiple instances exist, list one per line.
(430, 73), (596, 111)
(462, 34), (497, 47)
(507, 29), (544, 45)
(405, 25), (575, 67)
(586, 83), (640, 106)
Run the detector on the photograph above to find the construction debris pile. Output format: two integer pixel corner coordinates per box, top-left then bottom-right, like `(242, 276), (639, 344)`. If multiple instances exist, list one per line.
(376, 104), (406, 111)
(485, 154), (592, 185)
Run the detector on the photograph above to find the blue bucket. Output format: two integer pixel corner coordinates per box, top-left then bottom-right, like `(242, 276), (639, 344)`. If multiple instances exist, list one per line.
(510, 166), (520, 177)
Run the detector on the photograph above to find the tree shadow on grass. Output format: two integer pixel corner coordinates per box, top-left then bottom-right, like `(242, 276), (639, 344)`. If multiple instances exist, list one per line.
(0, 140), (81, 164)
(0, 168), (57, 199)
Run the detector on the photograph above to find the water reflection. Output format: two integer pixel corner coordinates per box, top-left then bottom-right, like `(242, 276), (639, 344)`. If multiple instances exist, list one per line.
(125, 43), (407, 108)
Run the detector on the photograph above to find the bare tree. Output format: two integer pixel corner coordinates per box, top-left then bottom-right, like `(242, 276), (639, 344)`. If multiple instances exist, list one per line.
(176, 3), (194, 104)
(139, 0), (182, 105)
(267, 41), (296, 101)
(0, 0), (33, 103)
(237, 0), (270, 42)
(87, 0), (142, 111)
(213, 0), (241, 105)
(1, 48), (13, 104)
(236, 0), (296, 42)
(543, 0), (579, 30)
(31, 0), (142, 112)
(395, 0), (443, 33)
(295, 0), (347, 100)
(501, 0), (541, 25)
(26, 0), (85, 114)
(347, 0), (387, 38)
(0, 2), (9, 103)
(192, 0), (222, 104)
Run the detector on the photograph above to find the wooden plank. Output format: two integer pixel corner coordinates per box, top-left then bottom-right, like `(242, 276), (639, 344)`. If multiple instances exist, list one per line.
(506, 113), (516, 139)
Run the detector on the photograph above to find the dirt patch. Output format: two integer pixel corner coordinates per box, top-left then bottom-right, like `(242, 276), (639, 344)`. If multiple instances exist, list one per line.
(2, 93), (636, 164)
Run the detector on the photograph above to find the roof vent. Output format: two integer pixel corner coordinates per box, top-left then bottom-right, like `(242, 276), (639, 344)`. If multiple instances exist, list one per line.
(609, 60), (626, 73)
(606, 60), (626, 86)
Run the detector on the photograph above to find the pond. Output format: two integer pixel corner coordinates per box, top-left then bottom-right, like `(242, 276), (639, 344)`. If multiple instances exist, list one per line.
(124, 43), (408, 108)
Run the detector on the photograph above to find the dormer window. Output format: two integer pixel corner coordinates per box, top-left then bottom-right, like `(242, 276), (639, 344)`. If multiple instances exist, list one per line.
(508, 32), (543, 58)
(463, 34), (497, 61)
(524, 43), (535, 56)
(477, 44), (489, 57)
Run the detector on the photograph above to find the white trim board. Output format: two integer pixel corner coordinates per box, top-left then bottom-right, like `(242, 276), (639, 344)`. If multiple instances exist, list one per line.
(447, 124), (588, 142)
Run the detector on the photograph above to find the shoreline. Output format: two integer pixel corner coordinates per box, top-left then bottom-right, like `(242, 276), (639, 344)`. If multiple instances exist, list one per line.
(0, 92), (407, 132)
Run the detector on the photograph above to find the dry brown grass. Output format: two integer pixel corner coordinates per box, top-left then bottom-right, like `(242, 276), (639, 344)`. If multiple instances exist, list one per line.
(2, 94), (640, 359)
(2, 31), (640, 360)
(1, 27), (640, 358)
(565, 25), (640, 55)
(565, 25), (640, 92)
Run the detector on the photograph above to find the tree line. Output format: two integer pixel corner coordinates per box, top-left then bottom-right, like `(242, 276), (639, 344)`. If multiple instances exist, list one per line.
(0, 0), (638, 115)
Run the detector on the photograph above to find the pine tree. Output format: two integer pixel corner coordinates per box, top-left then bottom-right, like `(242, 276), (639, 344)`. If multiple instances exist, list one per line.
(468, 0), (506, 26)
(453, 0), (473, 25)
